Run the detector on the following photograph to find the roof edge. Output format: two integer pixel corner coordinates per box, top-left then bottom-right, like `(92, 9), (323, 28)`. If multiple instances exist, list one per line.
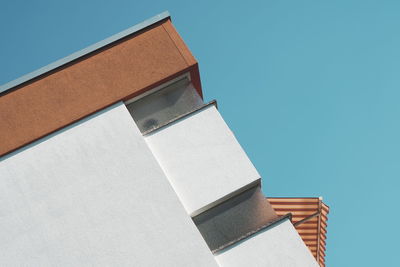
(0, 11), (170, 94)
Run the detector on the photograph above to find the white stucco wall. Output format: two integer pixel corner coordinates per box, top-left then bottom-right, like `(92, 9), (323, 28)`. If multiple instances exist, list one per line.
(144, 105), (261, 216)
(214, 219), (319, 267)
(0, 103), (218, 267)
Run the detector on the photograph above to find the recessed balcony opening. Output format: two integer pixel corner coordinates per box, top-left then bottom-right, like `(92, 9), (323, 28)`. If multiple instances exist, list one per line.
(192, 186), (279, 252)
(125, 76), (204, 133)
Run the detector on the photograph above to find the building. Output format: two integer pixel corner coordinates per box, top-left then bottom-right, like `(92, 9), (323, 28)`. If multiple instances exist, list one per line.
(269, 197), (330, 266)
(0, 12), (328, 266)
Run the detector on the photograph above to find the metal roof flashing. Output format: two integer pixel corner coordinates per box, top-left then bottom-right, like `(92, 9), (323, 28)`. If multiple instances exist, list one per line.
(0, 11), (171, 95)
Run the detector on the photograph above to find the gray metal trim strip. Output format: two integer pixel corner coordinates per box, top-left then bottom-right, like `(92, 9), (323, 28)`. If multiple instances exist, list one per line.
(0, 11), (170, 94)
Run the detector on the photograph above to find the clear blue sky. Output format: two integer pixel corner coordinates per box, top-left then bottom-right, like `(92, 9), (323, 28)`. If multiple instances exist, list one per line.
(1, 1), (399, 266)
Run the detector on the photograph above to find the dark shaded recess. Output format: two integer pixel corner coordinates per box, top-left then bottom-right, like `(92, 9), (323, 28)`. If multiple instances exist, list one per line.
(193, 186), (278, 251)
(126, 77), (203, 133)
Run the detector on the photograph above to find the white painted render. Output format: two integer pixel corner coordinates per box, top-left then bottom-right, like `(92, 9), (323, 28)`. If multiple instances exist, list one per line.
(0, 103), (218, 267)
(214, 219), (320, 267)
(145, 105), (261, 216)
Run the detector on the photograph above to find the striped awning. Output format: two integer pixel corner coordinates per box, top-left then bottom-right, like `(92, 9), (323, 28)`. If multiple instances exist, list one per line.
(268, 197), (329, 267)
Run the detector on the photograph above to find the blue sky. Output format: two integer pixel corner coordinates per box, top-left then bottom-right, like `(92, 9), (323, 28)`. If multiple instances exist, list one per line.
(1, 1), (399, 266)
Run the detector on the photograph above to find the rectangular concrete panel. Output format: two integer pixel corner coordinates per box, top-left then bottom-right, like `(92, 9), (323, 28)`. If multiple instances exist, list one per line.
(214, 219), (320, 267)
(144, 105), (261, 216)
(0, 103), (218, 267)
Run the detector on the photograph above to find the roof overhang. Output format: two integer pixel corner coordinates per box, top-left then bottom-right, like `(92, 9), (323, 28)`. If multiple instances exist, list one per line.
(0, 12), (202, 157)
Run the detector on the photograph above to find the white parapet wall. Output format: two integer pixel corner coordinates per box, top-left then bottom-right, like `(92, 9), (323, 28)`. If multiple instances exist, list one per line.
(0, 103), (218, 267)
(214, 218), (320, 267)
(144, 105), (261, 216)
